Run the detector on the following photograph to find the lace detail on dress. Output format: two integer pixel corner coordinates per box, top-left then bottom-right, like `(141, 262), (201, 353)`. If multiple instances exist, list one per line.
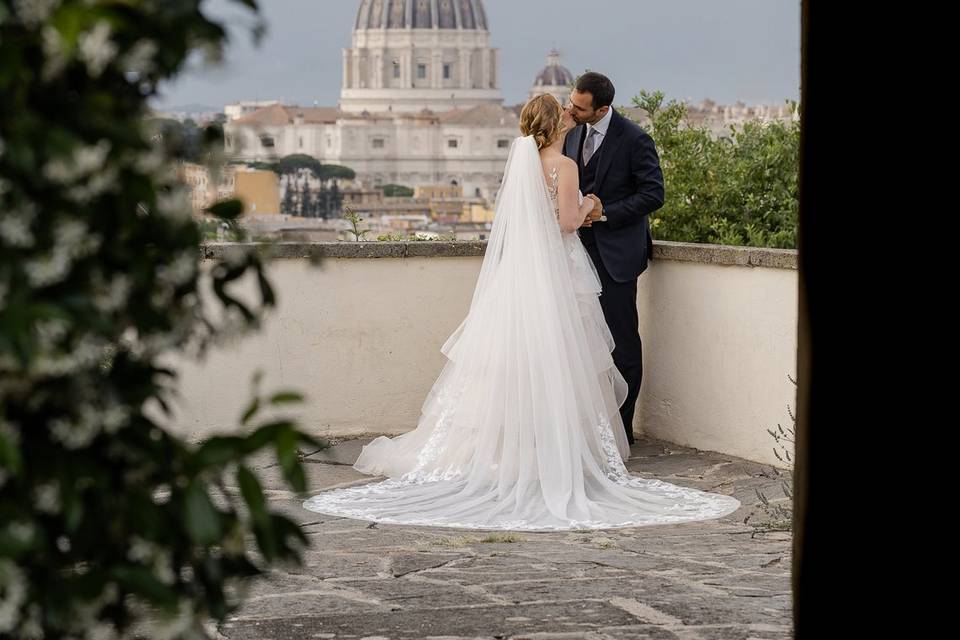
(405, 377), (469, 482)
(547, 165), (560, 220)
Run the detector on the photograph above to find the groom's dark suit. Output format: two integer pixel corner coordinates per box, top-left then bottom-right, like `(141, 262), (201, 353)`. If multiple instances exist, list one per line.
(564, 108), (665, 444)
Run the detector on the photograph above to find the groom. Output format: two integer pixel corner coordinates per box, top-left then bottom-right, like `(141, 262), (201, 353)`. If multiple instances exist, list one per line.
(563, 72), (665, 446)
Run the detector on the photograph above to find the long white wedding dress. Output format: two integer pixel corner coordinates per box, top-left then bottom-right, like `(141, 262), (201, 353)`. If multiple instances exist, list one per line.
(302, 136), (741, 531)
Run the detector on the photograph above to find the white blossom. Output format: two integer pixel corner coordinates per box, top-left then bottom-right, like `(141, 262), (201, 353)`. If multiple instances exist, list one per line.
(126, 537), (155, 563)
(153, 553), (175, 586)
(139, 330), (183, 357)
(49, 415), (99, 449)
(77, 21), (117, 78)
(0, 560), (26, 633)
(73, 141), (112, 176)
(54, 219), (96, 256)
(151, 485), (171, 505)
(155, 187), (192, 220)
(0, 206), (36, 248)
(25, 219), (102, 287)
(34, 482), (60, 514)
(35, 318), (69, 347)
(157, 251), (198, 288)
(122, 39), (157, 75)
(40, 25), (60, 55)
(93, 273), (132, 313)
(5, 522), (34, 545)
(13, 0), (60, 27)
(68, 166), (118, 202)
(43, 139), (111, 184)
(86, 621), (118, 640)
(69, 336), (109, 371)
(24, 250), (71, 287)
(17, 604), (42, 640)
(133, 146), (165, 175)
(41, 24), (68, 80)
(101, 396), (130, 433)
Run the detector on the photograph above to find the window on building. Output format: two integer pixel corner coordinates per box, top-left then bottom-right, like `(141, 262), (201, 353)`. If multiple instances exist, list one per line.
(372, 138), (385, 149)
(259, 135), (275, 148)
(497, 139), (509, 148)
(417, 64), (427, 79)
(393, 63), (401, 79)
(298, 136), (303, 148)
(443, 64), (451, 80)
(447, 139), (458, 149)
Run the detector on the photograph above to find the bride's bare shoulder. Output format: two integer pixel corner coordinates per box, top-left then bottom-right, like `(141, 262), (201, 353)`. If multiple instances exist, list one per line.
(557, 155), (578, 176)
(540, 152), (577, 182)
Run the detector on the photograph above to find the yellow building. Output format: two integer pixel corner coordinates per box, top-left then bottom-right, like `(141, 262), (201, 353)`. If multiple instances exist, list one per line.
(462, 202), (496, 223)
(415, 185), (462, 200)
(179, 162), (279, 217)
(414, 184), (466, 221)
(234, 170), (280, 217)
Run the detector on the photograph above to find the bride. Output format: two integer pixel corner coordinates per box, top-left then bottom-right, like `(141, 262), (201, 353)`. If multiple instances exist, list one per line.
(302, 94), (741, 531)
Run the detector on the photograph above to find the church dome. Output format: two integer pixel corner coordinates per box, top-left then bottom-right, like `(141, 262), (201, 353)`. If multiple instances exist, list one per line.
(534, 49), (574, 88)
(355, 0), (489, 31)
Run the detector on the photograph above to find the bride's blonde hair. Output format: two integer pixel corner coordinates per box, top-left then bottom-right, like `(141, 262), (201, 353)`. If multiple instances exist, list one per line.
(520, 94), (564, 150)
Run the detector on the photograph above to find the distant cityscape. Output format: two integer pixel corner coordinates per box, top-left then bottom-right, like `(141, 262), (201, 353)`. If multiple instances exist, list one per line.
(156, 0), (797, 243)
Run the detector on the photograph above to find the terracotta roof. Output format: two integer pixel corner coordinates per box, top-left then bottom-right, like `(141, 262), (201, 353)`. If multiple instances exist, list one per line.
(233, 104), (342, 125)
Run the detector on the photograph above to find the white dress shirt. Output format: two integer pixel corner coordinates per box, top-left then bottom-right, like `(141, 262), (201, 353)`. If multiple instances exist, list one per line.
(583, 106), (613, 158)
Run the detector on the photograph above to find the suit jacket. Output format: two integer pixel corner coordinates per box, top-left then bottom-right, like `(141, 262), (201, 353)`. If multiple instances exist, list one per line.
(563, 109), (665, 282)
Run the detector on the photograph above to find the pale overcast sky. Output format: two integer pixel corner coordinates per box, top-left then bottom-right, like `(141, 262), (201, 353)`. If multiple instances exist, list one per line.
(156, 0), (800, 109)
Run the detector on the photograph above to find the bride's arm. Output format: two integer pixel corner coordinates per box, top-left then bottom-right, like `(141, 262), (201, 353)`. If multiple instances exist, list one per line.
(557, 158), (595, 233)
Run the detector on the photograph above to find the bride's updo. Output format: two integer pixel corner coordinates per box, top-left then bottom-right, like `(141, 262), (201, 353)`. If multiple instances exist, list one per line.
(520, 94), (564, 150)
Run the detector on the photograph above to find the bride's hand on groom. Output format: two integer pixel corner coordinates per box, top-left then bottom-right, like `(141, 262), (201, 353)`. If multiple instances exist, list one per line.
(581, 195), (604, 227)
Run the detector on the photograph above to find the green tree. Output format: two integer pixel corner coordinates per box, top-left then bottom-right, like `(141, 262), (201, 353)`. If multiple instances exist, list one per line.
(381, 183), (414, 197)
(628, 90), (799, 249)
(281, 180), (297, 215)
(299, 177), (315, 218)
(316, 163), (355, 183)
(0, 1), (323, 637)
(327, 180), (343, 218)
(253, 155), (353, 219)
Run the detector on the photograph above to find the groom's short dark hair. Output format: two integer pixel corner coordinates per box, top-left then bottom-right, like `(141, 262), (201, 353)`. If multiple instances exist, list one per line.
(575, 72), (615, 110)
